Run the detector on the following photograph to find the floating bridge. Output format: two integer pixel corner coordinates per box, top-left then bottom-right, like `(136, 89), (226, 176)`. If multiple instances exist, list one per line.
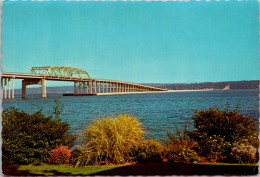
(1, 66), (167, 99)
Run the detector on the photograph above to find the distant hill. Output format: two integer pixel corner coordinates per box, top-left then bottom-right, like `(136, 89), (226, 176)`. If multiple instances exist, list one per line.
(13, 80), (259, 94)
(142, 80), (259, 90)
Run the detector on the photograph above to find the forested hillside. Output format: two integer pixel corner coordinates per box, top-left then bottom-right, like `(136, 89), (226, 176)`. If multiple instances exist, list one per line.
(143, 80), (259, 90)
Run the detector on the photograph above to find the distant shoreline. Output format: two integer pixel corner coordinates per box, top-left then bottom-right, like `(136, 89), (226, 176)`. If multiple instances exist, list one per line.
(64, 89), (229, 96)
(167, 89), (213, 92)
(10, 80), (259, 95)
(10, 88), (258, 95)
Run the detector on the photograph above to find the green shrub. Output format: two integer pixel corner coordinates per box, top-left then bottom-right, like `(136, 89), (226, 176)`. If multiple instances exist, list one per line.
(48, 145), (71, 164)
(75, 114), (144, 167)
(164, 130), (200, 163)
(196, 135), (231, 161)
(188, 107), (258, 161)
(131, 139), (164, 162)
(230, 144), (257, 164)
(2, 105), (77, 165)
(190, 107), (257, 143)
(166, 146), (201, 164)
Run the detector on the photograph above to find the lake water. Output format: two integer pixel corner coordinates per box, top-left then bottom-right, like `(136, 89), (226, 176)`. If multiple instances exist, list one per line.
(2, 89), (259, 143)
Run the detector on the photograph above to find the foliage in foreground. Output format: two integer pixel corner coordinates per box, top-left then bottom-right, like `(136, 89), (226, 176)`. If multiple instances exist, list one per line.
(3, 101), (258, 166)
(188, 106), (259, 162)
(48, 145), (71, 165)
(2, 102), (77, 165)
(230, 144), (257, 164)
(131, 139), (164, 162)
(75, 114), (144, 167)
(164, 130), (201, 163)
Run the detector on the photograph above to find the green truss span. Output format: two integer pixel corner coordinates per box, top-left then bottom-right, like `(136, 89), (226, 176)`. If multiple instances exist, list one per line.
(30, 66), (91, 79)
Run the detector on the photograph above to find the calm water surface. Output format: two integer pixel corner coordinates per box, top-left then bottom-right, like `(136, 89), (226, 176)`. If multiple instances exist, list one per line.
(2, 89), (259, 142)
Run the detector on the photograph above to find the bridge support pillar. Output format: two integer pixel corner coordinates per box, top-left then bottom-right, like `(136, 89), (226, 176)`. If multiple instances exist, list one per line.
(8, 78), (11, 99)
(22, 80), (27, 99)
(1, 78), (7, 99)
(1, 78), (2, 99)
(12, 78), (15, 99)
(90, 81), (93, 94)
(94, 81), (97, 94)
(22, 79), (44, 99)
(42, 78), (46, 98)
(4, 78), (7, 99)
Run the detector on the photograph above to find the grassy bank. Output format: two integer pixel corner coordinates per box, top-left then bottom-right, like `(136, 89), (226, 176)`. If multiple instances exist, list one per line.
(14, 164), (119, 176)
(3, 162), (258, 176)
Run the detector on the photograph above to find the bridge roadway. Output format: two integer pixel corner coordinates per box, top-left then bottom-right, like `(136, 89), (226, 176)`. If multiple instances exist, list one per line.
(1, 72), (167, 99)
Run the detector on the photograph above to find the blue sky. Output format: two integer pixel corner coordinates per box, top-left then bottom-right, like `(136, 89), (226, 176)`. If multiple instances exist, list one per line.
(2, 0), (259, 88)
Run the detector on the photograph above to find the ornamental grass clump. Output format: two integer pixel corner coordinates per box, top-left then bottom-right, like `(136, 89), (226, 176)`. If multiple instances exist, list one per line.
(75, 114), (144, 167)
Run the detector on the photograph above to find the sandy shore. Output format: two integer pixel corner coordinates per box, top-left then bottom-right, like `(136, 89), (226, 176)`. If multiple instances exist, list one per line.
(166, 89), (211, 92)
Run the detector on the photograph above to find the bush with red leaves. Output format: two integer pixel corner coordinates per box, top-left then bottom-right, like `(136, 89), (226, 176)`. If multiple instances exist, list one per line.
(48, 145), (71, 164)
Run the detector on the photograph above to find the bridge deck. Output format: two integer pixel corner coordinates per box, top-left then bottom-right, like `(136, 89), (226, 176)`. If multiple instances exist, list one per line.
(63, 91), (166, 96)
(1, 72), (167, 99)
